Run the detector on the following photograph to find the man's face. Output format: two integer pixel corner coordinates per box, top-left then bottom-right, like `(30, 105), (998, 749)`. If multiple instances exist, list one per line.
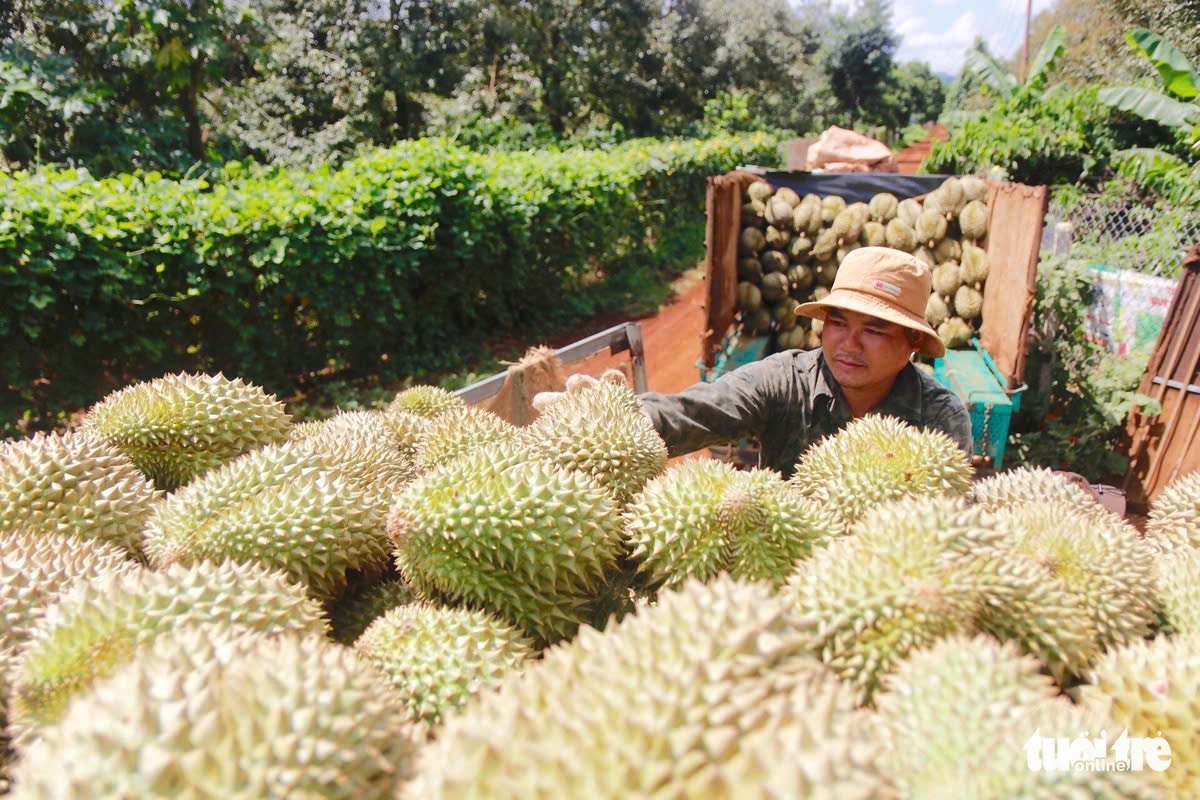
(820, 307), (919, 392)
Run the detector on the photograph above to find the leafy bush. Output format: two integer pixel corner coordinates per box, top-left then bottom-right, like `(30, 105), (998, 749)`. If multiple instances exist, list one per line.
(1007, 254), (1160, 481)
(1, 133), (779, 435)
(923, 86), (1179, 186)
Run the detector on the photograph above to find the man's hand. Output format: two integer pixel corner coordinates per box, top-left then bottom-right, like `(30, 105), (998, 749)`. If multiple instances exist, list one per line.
(531, 369), (631, 413)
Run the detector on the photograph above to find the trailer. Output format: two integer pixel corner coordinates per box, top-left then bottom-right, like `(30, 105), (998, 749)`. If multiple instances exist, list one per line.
(701, 169), (1049, 470)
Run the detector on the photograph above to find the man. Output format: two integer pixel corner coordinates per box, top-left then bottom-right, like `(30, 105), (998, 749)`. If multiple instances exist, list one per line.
(636, 246), (972, 478)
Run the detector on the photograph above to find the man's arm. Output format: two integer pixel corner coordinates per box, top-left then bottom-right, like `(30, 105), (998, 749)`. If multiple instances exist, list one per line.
(638, 356), (784, 459)
(927, 393), (974, 456)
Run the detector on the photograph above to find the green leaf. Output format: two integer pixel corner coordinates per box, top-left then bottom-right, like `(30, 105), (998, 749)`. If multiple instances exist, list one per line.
(1028, 25), (1066, 87)
(1126, 27), (1199, 100)
(1098, 86), (1198, 128)
(964, 46), (1017, 99)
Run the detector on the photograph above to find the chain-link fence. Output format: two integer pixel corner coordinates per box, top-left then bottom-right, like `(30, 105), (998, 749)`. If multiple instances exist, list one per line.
(1043, 195), (1200, 355)
(1045, 196), (1200, 278)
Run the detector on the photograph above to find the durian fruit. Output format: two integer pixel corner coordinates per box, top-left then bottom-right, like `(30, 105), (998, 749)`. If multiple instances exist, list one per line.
(773, 297), (801, 330)
(854, 497), (1096, 681)
(737, 256), (764, 283)
(738, 226), (767, 256)
(519, 372), (667, 504)
(969, 465), (1107, 515)
(143, 441), (392, 601)
(884, 217), (917, 252)
(746, 180), (774, 204)
(292, 408), (421, 462)
(761, 271), (789, 303)
(868, 192), (898, 223)
(997, 501), (1157, 659)
(764, 197), (793, 229)
(291, 409), (423, 507)
(0, 431), (160, 557)
(938, 317), (973, 349)
(787, 233), (813, 262)
(1154, 546), (1200, 635)
(960, 241), (991, 287)
(835, 241), (861, 264)
(417, 403), (519, 472)
(328, 576), (419, 645)
(961, 174), (988, 203)
(911, 244), (936, 270)
(387, 384), (464, 419)
(774, 187), (801, 207)
(0, 531), (139, 655)
(861, 219), (887, 247)
(830, 208), (863, 246)
(926, 293), (951, 327)
(915, 208), (949, 249)
(955, 285), (984, 321)
(934, 236), (962, 264)
(737, 280), (762, 313)
(787, 263), (814, 292)
(389, 442), (625, 645)
(813, 259), (838, 287)
(9, 627), (419, 800)
(939, 176), (967, 215)
(741, 200), (765, 228)
(876, 634), (1060, 798)
(404, 576), (880, 799)
(760, 248), (788, 273)
(787, 415), (974, 528)
(896, 197), (923, 228)
(764, 224), (791, 250)
(355, 602), (534, 725)
(820, 194), (846, 224)
(625, 461), (838, 591)
(1078, 633), (1200, 798)
(7, 560), (328, 740)
(82, 372), (291, 490)
(784, 517), (982, 704)
(791, 195), (822, 236)
(931, 261), (961, 298)
(959, 199), (989, 241)
(1144, 469), (1200, 554)
(811, 227), (838, 260)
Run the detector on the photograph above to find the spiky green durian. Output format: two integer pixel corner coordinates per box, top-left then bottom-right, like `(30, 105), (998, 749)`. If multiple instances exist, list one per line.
(760, 248), (788, 274)
(7, 560), (328, 740)
(784, 524), (981, 705)
(961, 175), (988, 203)
(81, 372), (291, 490)
(765, 198), (793, 229)
(1155, 546), (1200, 635)
(328, 576), (419, 645)
(746, 180), (774, 204)
(997, 502), (1156, 658)
(738, 226), (767, 256)
(915, 208), (949, 248)
(773, 297), (801, 330)
(787, 415), (973, 527)
(876, 634), (1060, 797)
(1144, 469), (1200, 554)
(389, 442), (624, 645)
(939, 177), (967, 214)
(830, 209), (862, 246)
(143, 441), (391, 601)
(896, 197), (922, 227)
(0, 431), (160, 556)
(820, 194), (846, 224)
(761, 271), (789, 303)
(0, 530), (139, 655)
(938, 316), (973, 348)
(934, 236), (962, 264)
(811, 227), (838, 259)
(741, 200), (765, 228)
(625, 461), (838, 591)
(926, 293), (951, 327)
(932, 260), (961, 297)
(970, 466), (1107, 515)
(960, 241), (991, 287)
(1078, 633), (1200, 799)
(861, 220), (887, 247)
(9, 626), (418, 800)
(416, 403), (519, 472)
(955, 285), (984, 320)
(853, 496), (1096, 680)
(404, 576), (864, 799)
(291, 409), (421, 460)
(356, 603), (534, 725)
(774, 187), (801, 207)
(386, 385), (464, 419)
(959, 198), (988, 241)
(868, 192), (898, 223)
(885, 217), (917, 252)
(291, 410), (422, 507)
(738, 256), (764, 283)
(519, 372), (667, 504)
(764, 224), (791, 250)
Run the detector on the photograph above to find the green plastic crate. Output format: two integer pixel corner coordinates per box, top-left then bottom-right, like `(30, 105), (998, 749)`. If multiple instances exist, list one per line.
(933, 339), (1024, 469)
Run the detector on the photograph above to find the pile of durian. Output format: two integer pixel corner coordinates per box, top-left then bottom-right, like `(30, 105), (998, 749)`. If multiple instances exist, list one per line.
(737, 175), (990, 352)
(3, 370), (1200, 798)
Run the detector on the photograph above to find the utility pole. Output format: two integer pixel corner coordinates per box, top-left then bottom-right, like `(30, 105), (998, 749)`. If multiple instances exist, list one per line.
(1022, 0), (1032, 84)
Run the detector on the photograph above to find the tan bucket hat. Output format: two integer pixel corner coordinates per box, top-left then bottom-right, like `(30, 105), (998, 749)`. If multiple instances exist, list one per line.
(795, 246), (945, 358)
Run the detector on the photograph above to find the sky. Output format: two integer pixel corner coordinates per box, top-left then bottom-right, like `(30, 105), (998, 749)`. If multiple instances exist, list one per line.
(864, 0), (1057, 77)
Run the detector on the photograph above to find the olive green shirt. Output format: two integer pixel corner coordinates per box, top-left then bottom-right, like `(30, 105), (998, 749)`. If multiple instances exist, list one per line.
(639, 348), (973, 478)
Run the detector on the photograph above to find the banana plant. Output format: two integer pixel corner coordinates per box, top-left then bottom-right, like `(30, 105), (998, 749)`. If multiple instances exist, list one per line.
(1099, 28), (1200, 150)
(962, 24), (1066, 100)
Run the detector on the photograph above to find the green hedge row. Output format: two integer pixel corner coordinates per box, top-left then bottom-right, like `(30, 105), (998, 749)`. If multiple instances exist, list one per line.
(1, 133), (779, 433)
